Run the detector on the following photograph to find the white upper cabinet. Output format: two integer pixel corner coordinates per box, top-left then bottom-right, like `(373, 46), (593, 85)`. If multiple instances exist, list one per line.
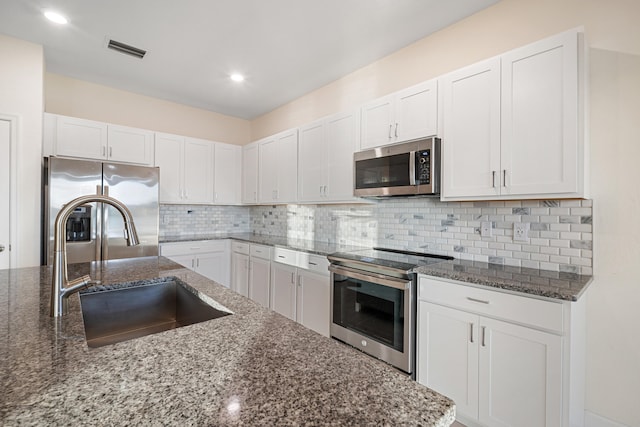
(154, 133), (213, 204)
(242, 142), (259, 204)
(441, 58), (502, 199)
(441, 29), (585, 201)
(214, 142), (241, 204)
(45, 113), (154, 166)
(360, 79), (438, 150)
(298, 110), (359, 203)
(258, 128), (298, 203)
(107, 124), (154, 165)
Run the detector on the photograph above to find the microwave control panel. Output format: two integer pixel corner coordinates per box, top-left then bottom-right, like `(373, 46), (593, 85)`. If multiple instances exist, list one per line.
(416, 150), (431, 185)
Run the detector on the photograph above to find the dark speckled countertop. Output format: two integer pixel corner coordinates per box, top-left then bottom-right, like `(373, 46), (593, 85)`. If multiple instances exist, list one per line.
(0, 256), (455, 426)
(162, 233), (593, 302)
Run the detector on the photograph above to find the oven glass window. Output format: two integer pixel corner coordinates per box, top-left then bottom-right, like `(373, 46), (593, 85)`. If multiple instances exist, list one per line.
(333, 273), (404, 351)
(355, 153), (411, 189)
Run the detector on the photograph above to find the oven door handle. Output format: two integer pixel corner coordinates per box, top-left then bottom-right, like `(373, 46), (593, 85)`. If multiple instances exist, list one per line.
(329, 264), (411, 290)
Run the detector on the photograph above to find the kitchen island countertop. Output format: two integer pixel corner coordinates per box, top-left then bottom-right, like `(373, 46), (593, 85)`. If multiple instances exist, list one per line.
(0, 256), (454, 426)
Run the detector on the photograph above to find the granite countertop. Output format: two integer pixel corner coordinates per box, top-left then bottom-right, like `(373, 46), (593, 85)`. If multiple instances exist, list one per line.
(415, 259), (592, 302)
(0, 257), (455, 426)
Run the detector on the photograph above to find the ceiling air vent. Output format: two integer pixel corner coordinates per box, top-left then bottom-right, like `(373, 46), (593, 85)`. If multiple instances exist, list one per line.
(107, 39), (146, 59)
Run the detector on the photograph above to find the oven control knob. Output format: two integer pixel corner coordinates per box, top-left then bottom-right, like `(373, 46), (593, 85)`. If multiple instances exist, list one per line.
(361, 340), (367, 347)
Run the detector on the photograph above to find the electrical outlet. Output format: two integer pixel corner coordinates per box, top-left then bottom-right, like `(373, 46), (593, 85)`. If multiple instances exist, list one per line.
(513, 223), (530, 242)
(480, 221), (493, 237)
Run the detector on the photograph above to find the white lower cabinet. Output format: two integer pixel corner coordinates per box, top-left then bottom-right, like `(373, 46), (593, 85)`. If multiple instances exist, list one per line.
(160, 240), (230, 287)
(231, 242), (272, 308)
(417, 276), (585, 427)
(271, 247), (330, 337)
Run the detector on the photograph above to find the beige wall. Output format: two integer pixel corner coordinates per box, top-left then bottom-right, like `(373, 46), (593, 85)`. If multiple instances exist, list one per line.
(45, 73), (251, 145)
(0, 34), (43, 268)
(250, 0), (640, 425)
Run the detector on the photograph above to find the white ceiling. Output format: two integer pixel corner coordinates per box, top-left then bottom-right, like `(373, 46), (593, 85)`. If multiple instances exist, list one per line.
(0, 0), (499, 120)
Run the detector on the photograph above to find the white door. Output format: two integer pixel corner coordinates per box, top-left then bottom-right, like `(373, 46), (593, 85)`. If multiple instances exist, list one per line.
(276, 130), (298, 202)
(395, 79), (438, 141)
(214, 143), (241, 204)
(500, 31), (579, 196)
(242, 143), (259, 204)
(183, 138), (213, 203)
(326, 111), (357, 202)
(107, 124), (153, 165)
(55, 115), (107, 160)
(298, 119), (326, 202)
(0, 119), (11, 269)
(258, 137), (278, 203)
(441, 57), (501, 199)
(360, 95), (394, 149)
(270, 263), (297, 321)
(417, 302), (479, 419)
(478, 317), (562, 427)
(249, 257), (271, 308)
(154, 133), (184, 203)
(197, 252), (229, 287)
(297, 269), (330, 337)
(231, 252), (249, 297)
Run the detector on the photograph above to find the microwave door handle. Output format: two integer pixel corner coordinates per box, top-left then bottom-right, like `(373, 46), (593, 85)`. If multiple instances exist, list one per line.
(409, 151), (416, 185)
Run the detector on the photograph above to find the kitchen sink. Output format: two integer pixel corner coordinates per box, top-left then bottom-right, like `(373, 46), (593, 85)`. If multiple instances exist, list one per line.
(79, 276), (232, 348)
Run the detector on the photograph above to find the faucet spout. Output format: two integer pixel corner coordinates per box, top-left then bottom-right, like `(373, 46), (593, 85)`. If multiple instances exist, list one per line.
(50, 194), (140, 317)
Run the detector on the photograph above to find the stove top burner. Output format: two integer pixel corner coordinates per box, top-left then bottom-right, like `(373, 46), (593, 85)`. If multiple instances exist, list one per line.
(328, 247), (453, 277)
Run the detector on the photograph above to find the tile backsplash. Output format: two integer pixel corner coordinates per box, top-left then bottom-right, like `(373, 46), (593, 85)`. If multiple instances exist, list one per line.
(160, 198), (592, 275)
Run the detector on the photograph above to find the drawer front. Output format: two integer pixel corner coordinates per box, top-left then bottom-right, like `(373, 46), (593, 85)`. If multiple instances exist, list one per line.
(418, 276), (564, 334)
(299, 253), (330, 276)
(250, 244), (272, 260)
(160, 240), (227, 257)
(231, 241), (250, 255)
(273, 247), (299, 267)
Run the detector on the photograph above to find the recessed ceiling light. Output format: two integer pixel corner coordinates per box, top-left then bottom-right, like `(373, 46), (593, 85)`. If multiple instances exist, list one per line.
(230, 73), (245, 83)
(44, 10), (68, 25)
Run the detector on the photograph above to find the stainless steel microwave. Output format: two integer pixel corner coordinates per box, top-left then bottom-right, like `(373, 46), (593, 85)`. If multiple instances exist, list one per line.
(354, 137), (441, 197)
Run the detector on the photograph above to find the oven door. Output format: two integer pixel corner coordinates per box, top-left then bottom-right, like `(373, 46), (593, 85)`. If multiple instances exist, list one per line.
(329, 264), (415, 374)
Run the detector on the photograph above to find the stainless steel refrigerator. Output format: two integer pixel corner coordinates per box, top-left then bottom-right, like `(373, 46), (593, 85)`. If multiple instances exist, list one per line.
(42, 157), (159, 265)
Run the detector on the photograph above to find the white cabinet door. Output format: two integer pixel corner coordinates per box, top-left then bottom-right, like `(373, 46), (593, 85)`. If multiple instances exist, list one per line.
(183, 138), (214, 204)
(360, 95), (395, 150)
(298, 119), (327, 202)
(276, 130), (298, 202)
(231, 252), (250, 297)
(417, 301), (479, 419)
(395, 80), (438, 142)
(297, 269), (330, 337)
(441, 57), (501, 199)
(154, 133), (184, 203)
(242, 142), (259, 204)
(258, 137), (278, 203)
(197, 251), (230, 287)
(214, 142), (241, 204)
(107, 124), (153, 165)
(326, 111), (358, 202)
(258, 129), (298, 203)
(271, 262), (297, 321)
(249, 257), (271, 308)
(55, 115), (107, 160)
(500, 31), (579, 197)
(479, 317), (562, 427)
(166, 253), (194, 269)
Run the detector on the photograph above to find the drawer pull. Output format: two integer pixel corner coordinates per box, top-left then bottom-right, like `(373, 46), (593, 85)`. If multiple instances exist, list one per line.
(309, 262), (317, 266)
(278, 255), (285, 258)
(467, 297), (490, 305)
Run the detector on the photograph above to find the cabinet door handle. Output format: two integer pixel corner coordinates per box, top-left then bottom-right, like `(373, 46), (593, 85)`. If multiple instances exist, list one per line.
(102, 146), (106, 157)
(492, 171), (497, 188)
(394, 122), (398, 138)
(191, 259), (195, 268)
(481, 326), (486, 347)
(297, 275), (302, 287)
(388, 124), (392, 139)
(196, 258), (200, 268)
(502, 169), (507, 187)
(290, 272), (295, 284)
(109, 146), (113, 158)
(467, 297), (490, 305)
(470, 323), (474, 343)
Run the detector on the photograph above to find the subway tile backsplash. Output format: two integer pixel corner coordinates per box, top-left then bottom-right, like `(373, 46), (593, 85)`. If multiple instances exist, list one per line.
(160, 198), (593, 275)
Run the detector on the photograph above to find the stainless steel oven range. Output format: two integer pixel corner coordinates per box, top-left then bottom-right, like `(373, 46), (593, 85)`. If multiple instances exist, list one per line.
(327, 248), (452, 377)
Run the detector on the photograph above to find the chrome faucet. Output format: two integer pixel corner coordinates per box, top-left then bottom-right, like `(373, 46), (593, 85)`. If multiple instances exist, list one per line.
(50, 194), (139, 317)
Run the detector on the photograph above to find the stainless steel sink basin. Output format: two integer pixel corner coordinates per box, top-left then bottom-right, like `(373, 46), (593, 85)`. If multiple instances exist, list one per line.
(79, 276), (232, 348)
